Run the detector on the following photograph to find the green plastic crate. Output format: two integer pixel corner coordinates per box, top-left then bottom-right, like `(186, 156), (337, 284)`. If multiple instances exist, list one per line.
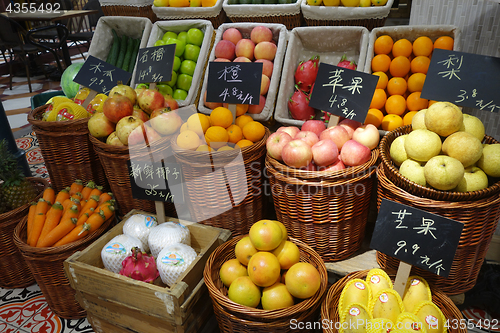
(30, 91), (66, 110)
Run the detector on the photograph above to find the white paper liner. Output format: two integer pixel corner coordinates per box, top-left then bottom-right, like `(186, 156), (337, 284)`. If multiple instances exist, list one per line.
(152, 0), (223, 19)
(197, 22), (288, 122)
(222, 0), (300, 18)
(99, 0), (153, 7)
(143, 20), (214, 108)
(301, 0), (394, 21)
(274, 26), (370, 127)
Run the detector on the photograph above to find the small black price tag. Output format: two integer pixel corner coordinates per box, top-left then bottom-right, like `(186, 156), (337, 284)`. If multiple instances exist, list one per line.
(370, 198), (464, 277)
(206, 62), (262, 105)
(308, 62), (378, 123)
(421, 49), (500, 113)
(73, 55), (132, 95)
(134, 44), (176, 84)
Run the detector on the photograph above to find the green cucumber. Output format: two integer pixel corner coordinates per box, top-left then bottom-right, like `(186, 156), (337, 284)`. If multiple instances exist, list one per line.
(122, 37), (134, 72)
(107, 30), (120, 66)
(116, 35), (128, 69)
(128, 38), (141, 74)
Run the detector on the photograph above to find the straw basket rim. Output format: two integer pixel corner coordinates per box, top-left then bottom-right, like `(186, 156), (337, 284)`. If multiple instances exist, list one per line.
(379, 125), (500, 202)
(28, 104), (90, 132)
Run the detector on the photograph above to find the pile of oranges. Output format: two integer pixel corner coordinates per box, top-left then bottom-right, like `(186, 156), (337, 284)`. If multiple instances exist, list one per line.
(366, 34), (454, 132)
(176, 105), (266, 151)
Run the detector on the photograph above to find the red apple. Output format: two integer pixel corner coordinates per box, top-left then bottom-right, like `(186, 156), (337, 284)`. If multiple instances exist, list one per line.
(254, 41), (277, 61)
(150, 110), (182, 135)
(248, 95), (266, 114)
(255, 59), (273, 78)
(214, 40), (236, 61)
(235, 38), (255, 61)
(233, 56), (252, 63)
(277, 126), (300, 138)
(301, 162), (316, 171)
(311, 139), (339, 166)
(102, 94), (133, 123)
(109, 84), (137, 105)
(260, 74), (270, 95)
(294, 131), (319, 147)
(317, 159), (345, 172)
(250, 26), (273, 44)
(137, 89), (165, 115)
(115, 116), (144, 146)
(282, 139), (313, 169)
(88, 112), (115, 138)
(222, 28), (243, 46)
(301, 119), (326, 137)
(340, 140), (371, 167)
(106, 132), (124, 146)
(352, 124), (380, 150)
(319, 125), (350, 151)
(266, 131), (292, 161)
(338, 119), (362, 139)
(213, 58), (231, 62)
(132, 106), (150, 123)
(164, 95), (179, 110)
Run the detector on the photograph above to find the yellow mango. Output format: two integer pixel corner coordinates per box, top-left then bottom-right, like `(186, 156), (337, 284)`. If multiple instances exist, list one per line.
(367, 318), (395, 333)
(403, 276), (432, 313)
(340, 303), (373, 333)
(369, 289), (404, 324)
(397, 312), (428, 333)
(366, 269), (393, 299)
(339, 279), (372, 316)
(413, 301), (446, 333)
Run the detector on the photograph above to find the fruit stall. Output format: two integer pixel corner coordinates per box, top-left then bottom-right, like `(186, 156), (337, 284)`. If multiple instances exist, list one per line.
(1, 0), (500, 332)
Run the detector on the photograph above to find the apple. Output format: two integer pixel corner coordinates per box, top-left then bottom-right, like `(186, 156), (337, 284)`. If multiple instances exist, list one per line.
(266, 131), (293, 161)
(186, 28), (204, 47)
(213, 58), (231, 62)
(389, 134), (408, 166)
(311, 139), (339, 166)
(235, 39), (255, 61)
(277, 126), (300, 138)
(233, 56), (252, 63)
(254, 42), (277, 61)
(248, 95), (266, 114)
(338, 119), (362, 139)
(177, 74), (193, 91)
(260, 74), (270, 95)
(109, 84), (137, 105)
(460, 114), (485, 142)
(184, 44), (201, 62)
(412, 108), (427, 130)
(88, 112), (115, 138)
(106, 131), (124, 146)
(162, 31), (177, 42)
(203, 91), (223, 110)
(399, 159), (426, 187)
(294, 131), (319, 147)
(222, 28), (243, 46)
(214, 40), (236, 61)
(150, 110), (182, 135)
(137, 89), (165, 115)
(340, 139), (371, 166)
(180, 59), (197, 76)
(102, 94), (133, 123)
(165, 71), (177, 88)
(301, 162), (316, 171)
(177, 31), (188, 44)
(132, 106), (150, 123)
(317, 159), (345, 172)
(282, 139), (313, 169)
(424, 155), (465, 190)
(454, 166), (489, 192)
(165, 38), (185, 57)
(255, 59), (274, 78)
(425, 101), (463, 137)
(404, 129), (442, 162)
(301, 119), (326, 137)
(173, 56), (181, 72)
(250, 26), (273, 44)
(157, 84), (173, 97)
(442, 131), (483, 167)
(115, 116), (144, 146)
(319, 125), (350, 151)
(352, 124), (380, 150)
(477, 144), (500, 177)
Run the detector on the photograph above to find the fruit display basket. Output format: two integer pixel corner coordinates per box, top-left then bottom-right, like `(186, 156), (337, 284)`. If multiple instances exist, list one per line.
(274, 26), (370, 127)
(222, 0), (302, 30)
(171, 127), (270, 236)
(197, 22), (288, 122)
(64, 209), (231, 332)
(145, 20), (215, 108)
(204, 234), (328, 333)
(321, 269), (466, 333)
(152, 0), (227, 29)
(301, 0), (394, 30)
(98, 0), (157, 22)
(12, 211), (114, 319)
(265, 148), (379, 262)
(0, 177), (49, 289)
(27, 105), (108, 193)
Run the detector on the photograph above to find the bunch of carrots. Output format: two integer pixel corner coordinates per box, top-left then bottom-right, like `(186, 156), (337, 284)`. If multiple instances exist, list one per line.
(27, 179), (115, 248)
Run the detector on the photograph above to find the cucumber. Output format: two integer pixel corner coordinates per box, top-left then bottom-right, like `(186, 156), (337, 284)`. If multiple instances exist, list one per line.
(122, 37), (135, 72)
(128, 38), (141, 74)
(116, 35), (128, 69)
(107, 30), (120, 66)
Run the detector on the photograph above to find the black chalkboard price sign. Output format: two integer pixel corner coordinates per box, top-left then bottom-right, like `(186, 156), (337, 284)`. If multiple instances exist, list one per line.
(421, 49), (500, 113)
(73, 55), (132, 95)
(370, 198), (463, 277)
(134, 44), (176, 84)
(205, 62), (262, 105)
(308, 62), (378, 123)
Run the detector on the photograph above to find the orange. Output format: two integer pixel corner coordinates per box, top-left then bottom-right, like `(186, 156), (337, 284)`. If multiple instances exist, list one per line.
(247, 251), (281, 287)
(220, 259), (248, 288)
(201, 0), (217, 6)
(285, 262), (321, 299)
(371, 54), (391, 73)
(389, 56), (411, 78)
(187, 113), (210, 136)
(261, 282), (295, 310)
(385, 95), (407, 116)
(235, 114), (253, 130)
(410, 56), (431, 74)
(249, 220), (283, 251)
(180, 122), (189, 133)
(434, 36), (454, 50)
(370, 88), (387, 110)
(365, 108), (384, 128)
(381, 114), (404, 131)
(373, 71), (388, 89)
(227, 276), (261, 308)
(406, 91), (429, 111)
(234, 236), (258, 266)
(403, 110), (418, 126)
(242, 121), (266, 143)
(235, 104), (249, 116)
(210, 107), (234, 128)
(407, 73), (426, 93)
(392, 38), (413, 58)
(176, 130), (201, 150)
(387, 77), (408, 96)
(196, 144), (214, 152)
(236, 139), (253, 148)
(226, 124), (243, 144)
(428, 100), (439, 107)
(374, 35), (394, 55)
(218, 145), (234, 151)
(204, 125), (229, 149)
(412, 36), (434, 57)
(169, 0), (189, 6)
(272, 240), (300, 270)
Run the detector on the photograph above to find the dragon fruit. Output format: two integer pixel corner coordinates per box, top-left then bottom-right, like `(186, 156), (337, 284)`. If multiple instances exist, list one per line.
(288, 85), (316, 121)
(294, 55), (320, 93)
(119, 247), (160, 283)
(337, 54), (357, 70)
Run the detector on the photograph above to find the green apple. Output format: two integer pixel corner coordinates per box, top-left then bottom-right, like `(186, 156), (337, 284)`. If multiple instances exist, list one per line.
(404, 129), (442, 162)
(180, 59), (197, 76)
(166, 38), (186, 57)
(460, 114), (485, 141)
(177, 31), (188, 44)
(157, 84), (173, 97)
(162, 31), (178, 42)
(186, 28), (204, 47)
(411, 108), (427, 130)
(399, 159), (426, 187)
(164, 71), (177, 88)
(477, 144), (500, 177)
(173, 56), (181, 72)
(154, 40), (166, 47)
(389, 134), (408, 166)
(442, 131), (483, 167)
(425, 101), (463, 137)
(424, 155), (464, 191)
(183, 44), (201, 62)
(176, 73), (193, 91)
(173, 89), (188, 100)
(454, 166), (489, 192)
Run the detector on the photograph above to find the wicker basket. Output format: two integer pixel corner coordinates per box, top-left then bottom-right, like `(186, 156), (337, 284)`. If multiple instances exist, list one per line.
(27, 105), (108, 193)
(204, 234), (328, 332)
(152, 0), (227, 29)
(13, 213), (114, 319)
(99, 0), (157, 22)
(265, 149), (379, 262)
(376, 165), (500, 295)
(0, 177), (49, 289)
(320, 270), (466, 333)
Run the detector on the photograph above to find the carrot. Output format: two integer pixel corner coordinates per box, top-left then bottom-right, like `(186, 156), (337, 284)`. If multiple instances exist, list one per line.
(54, 187), (70, 204)
(36, 205), (80, 247)
(35, 202), (64, 247)
(69, 179), (84, 196)
(79, 195), (99, 218)
(76, 210), (92, 226)
(27, 198), (50, 247)
(26, 202), (37, 241)
(71, 192), (83, 201)
(42, 187), (56, 205)
(55, 209), (112, 247)
(98, 192), (113, 205)
(80, 180), (96, 201)
(94, 200), (115, 216)
(62, 197), (81, 213)
(88, 185), (103, 199)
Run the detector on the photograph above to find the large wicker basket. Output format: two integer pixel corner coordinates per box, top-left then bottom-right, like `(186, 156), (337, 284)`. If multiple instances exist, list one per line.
(321, 270), (466, 333)
(99, 0), (157, 22)
(170, 127), (270, 237)
(13, 213), (114, 319)
(0, 177), (49, 289)
(266, 149), (379, 262)
(28, 105), (108, 193)
(204, 234), (328, 332)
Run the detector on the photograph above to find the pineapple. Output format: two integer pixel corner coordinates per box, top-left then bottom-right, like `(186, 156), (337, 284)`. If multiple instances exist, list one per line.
(0, 139), (37, 211)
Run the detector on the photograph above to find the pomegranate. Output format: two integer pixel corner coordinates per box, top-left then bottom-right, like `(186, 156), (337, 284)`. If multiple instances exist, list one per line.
(119, 247), (159, 283)
(115, 116), (144, 145)
(164, 95), (179, 110)
(137, 89), (165, 115)
(132, 105), (150, 123)
(102, 94), (134, 123)
(150, 109), (182, 136)
(109, 84), (137, 105)
(88, 112), (115, 138)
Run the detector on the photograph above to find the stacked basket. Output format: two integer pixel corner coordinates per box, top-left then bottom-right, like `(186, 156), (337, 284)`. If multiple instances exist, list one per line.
(152, 0), (227, 29)
(98, 0), (158, 22)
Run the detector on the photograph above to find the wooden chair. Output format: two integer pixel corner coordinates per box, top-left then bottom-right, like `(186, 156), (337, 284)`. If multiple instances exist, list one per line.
(66, 0), (104, 59)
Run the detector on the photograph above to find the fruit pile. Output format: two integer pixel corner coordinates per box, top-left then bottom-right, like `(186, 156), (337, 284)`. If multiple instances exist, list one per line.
(389, 101), (500, 192)
(306, 0), (388, 7)
(220, 220), (322, 309)
(42, 89), (96, 122)
(338, 268), (446, 333)
(227, 0), (297, 4)
(153, 0), (217, 7)
(367, 34), (455, 132)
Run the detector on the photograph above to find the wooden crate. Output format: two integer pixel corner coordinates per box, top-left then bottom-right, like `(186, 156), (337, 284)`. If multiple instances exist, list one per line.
(64, 209), (231, 332)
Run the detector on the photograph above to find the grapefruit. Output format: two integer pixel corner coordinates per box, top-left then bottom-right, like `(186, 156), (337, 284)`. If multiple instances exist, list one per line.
(234, 236), (257, 266)
(227, 276), (261, 308)
(247, 252), (281, 287)
(249, 220), (283, 251)
(219, 259), (248, 287)
(285, 262), (321, 299)
(272, 240), (300, 270)
(261, 282), (295, 310)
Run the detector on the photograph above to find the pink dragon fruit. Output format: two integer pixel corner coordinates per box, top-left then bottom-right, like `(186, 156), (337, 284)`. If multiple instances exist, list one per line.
(294, 55), (320, 93)
(337, 54), (357, 70)
(119, 247), (160, 283)
(288, 85), (316, 121)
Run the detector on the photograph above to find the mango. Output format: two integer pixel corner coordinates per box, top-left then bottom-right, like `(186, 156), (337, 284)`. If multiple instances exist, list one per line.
(413, 301), (446, 333)
(339, 279), (372, 316)
(366, 268), (393, 298)
(340, 303), (372, 333)
(369, 289), (404, 324)
(368, 318), (395, 333)
(397, 312), (428, 333)
(403, 276), (432, 313)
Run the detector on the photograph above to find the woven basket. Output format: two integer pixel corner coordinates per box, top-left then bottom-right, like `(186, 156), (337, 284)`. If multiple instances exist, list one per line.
(152, 0), (227, 29)
(266, 149), (379, 262)
(99, 0), (157, 21)
(204, 234), (328, 332)
(379, 125), (500, 201)
(89, 134), (177, 218)
(320, 270), (466, 333)
(27, 105), (108, 193)
(376, 165), (500, 295)
(171, 128), (269, 236)
(0, 177), (49, 289)
(13, 213), (114, 319)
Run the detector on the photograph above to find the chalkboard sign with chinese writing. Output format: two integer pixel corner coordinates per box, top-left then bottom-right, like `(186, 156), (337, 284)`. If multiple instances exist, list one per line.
(134, 44), (176, 84)
(206, 62), (262, 105)
(127, 159), (184, 204)
(421, 49), (500, 113)
(73, 55), (132, 95)
(370, 198), (463, 277)
(308, 62), (378, 123)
